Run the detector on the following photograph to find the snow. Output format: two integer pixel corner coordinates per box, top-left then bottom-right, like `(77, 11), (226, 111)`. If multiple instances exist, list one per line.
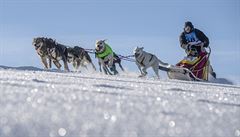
(0, 67), (240, 137)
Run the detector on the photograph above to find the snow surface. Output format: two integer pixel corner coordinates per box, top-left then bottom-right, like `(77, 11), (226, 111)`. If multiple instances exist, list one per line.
(0, 67), (240, 137)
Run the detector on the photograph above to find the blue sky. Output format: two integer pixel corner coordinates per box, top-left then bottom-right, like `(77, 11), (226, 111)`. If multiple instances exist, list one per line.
(0, 0), (239, 84)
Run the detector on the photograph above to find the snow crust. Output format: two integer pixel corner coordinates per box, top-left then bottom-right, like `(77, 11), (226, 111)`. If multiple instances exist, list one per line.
(0, 67), (239, 137)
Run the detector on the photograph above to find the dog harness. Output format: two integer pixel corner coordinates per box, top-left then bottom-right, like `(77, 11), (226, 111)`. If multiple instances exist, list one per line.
(96, 44), (113, 59)
(136, 53), (154, 67)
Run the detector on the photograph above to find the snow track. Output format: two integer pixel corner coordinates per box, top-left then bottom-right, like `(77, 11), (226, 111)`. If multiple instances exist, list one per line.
(0, 68), (239, 137)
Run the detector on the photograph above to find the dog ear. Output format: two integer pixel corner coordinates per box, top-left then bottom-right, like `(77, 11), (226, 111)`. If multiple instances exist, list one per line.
(140, 47), (144, 50)
(103, 39), (107, 42)
(133, 47), (137, 53)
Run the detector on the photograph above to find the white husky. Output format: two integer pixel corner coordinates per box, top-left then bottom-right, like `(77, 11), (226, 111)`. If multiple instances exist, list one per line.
(133, 47), (169, 78)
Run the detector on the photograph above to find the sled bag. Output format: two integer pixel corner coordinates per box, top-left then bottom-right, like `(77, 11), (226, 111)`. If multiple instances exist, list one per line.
(176, 52), (209, 80)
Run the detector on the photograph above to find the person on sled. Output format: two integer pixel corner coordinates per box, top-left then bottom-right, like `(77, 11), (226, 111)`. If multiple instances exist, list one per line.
(178, 21), (216, 80)
(95, 40), (118, 75)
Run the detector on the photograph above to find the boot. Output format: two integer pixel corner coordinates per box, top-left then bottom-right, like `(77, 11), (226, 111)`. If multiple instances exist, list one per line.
(211, 71), (216, 79)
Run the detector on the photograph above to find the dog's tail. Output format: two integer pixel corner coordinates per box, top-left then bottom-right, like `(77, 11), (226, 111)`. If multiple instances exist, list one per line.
(157, 58), (171, 72)
(158, 65), (170, 72)
(157, 58), (168, 66)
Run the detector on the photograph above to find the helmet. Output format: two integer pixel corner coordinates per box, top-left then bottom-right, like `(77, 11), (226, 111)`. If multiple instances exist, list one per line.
(184, 21), (194, 29)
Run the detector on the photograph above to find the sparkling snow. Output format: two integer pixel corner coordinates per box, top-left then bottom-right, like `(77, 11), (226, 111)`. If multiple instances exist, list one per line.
(0, 68), (239, 137)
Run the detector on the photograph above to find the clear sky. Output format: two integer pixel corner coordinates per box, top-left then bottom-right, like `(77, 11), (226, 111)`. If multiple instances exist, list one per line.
(0, 0), (239, 84)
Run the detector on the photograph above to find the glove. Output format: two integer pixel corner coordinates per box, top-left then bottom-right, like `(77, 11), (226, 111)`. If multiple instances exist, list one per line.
(187, 44), (193, 51)
(188, 41), (202, 46)
(196, 42), (204, 47)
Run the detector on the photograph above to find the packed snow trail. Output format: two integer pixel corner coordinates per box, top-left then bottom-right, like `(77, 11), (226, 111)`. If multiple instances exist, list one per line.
(0, 68), (240, 137)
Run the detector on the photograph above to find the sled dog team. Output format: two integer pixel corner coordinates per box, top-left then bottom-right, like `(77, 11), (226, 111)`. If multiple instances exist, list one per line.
(32, 38), (124, 74)
(32, 37), (169, 77)
(33, 21), (216, 81)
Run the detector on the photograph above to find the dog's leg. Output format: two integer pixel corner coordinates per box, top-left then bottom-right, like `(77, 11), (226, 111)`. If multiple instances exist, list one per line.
(64, 61), (70, 72)
(99, 58), (110, 74)
(118, 62), (124, 71)
(98, 60), (102, 72)
(91, 62), (97, 71)
(41, 56), (49, 69)
(53, 60), (62, 70)
(103, 65), (109, 75)
(105, 66), (113, 75)
(102, 63), (112, 75)
(139, 66), (148, 77)
(110, 64), (118, 75)
(103, 67), (107, 74)
(79, 60), (88, 71)
(48, 57), (52, 69)
(76, 60), (81, 72)
(84, 55), (96, 71)
(73, 61), (77, 71)
(152, 65), (160, 79)
(136, 63), (143, 76)
(73, 62), (76, 70)
(62, 57), (70, 72)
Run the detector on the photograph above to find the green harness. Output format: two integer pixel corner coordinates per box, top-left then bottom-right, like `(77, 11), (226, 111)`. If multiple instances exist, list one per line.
(96, 44), (113, 59)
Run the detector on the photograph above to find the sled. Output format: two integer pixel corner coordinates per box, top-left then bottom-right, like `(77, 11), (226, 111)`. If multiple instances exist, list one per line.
(166, 47), (212, 81)
(167, 66), (206, 81)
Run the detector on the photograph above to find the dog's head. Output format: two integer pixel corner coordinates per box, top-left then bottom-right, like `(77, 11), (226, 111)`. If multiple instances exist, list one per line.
(95, 39), (106, 52)
(32, 37), (44, 50)
(33, 37), (49, 56)
(133, 47), (144, 56)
